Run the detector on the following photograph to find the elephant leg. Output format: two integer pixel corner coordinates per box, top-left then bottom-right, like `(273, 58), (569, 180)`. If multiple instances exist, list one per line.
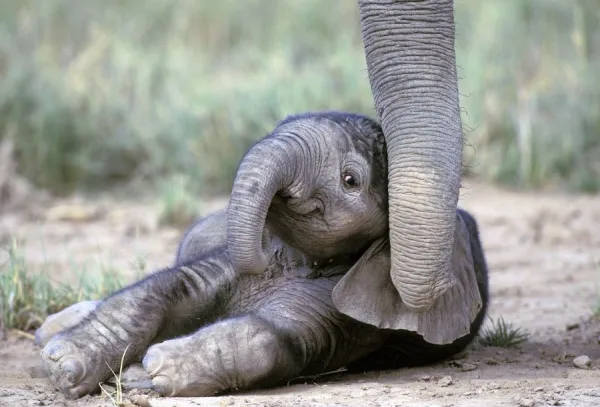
(41, 248), (236, 399)
(142, 277), (388, 397)
(175, 207), (227, 265)
(36, 206), (229, 349)
(142, 315), (300, 397)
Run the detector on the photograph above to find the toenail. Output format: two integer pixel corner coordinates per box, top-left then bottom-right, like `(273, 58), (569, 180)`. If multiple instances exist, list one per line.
(44, 342), (68, 360)
(143, 352), (165, 377)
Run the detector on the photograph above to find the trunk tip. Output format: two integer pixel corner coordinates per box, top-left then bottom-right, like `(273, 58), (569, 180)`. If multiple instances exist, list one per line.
(232, 251), (269, 275)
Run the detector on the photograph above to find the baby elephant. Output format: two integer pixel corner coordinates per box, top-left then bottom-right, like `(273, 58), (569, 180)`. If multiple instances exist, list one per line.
(38, 112), (489, 399)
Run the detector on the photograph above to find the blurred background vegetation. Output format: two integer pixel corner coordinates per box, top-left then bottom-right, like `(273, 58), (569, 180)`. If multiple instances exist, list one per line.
(0, 0), (599, 199)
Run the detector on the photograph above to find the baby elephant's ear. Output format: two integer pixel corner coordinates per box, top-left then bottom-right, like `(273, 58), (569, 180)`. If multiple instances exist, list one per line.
(332, 237), (402, 328)
(332, 213), (482, 344)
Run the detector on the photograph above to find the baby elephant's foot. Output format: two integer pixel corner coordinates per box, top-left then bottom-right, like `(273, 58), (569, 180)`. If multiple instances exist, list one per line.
(41, 335), (107, 399)
(142, 317), (293, 397)
(142, 337), (210, 397)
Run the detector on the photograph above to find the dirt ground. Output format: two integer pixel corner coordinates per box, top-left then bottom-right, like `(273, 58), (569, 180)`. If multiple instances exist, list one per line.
(1, 179), (599, 407)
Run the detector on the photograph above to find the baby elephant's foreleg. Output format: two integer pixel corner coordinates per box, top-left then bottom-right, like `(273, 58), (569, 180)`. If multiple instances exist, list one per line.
(41, 249), (235, 399)
(142, 315), (300, 397)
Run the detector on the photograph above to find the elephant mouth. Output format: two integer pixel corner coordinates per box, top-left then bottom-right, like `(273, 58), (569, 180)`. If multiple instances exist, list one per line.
(271, 194), (324, 216)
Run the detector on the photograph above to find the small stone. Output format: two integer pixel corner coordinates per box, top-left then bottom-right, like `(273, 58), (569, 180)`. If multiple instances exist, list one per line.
(565, 322), (580, 331)
(552, 351), (568, 363)
(573, 355), (591, 369)
(447, 360), (478, 371)
(438, 376), (453, 387)
(419, 374), (432, 382)
(129, 394), (151, 407)
(460, 362), (478, 372)
(518, 398), (534, 407)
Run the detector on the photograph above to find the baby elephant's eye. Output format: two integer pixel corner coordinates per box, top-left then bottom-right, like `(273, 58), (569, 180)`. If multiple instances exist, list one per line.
(342, 173), (358, 188)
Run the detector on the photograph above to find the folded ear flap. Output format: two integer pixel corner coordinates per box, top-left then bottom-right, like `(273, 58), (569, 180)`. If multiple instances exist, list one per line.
(332, 212), (483, 345)
(332, 237), (403, 327)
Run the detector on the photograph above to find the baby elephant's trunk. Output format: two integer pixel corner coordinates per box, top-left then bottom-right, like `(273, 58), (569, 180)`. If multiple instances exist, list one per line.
(227, 135), (299, 274)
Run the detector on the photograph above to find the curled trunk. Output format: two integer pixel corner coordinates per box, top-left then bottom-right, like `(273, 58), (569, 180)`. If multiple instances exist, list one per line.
(226, 137), (297, 274)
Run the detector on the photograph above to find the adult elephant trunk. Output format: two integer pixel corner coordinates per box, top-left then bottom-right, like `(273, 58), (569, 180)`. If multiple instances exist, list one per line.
(227, 137), (297, 274)
(352, 0), (481, 343)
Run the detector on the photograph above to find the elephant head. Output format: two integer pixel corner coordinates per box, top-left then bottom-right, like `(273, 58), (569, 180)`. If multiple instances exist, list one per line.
(227, 112), (389, 271)
(228, 0), (483, 345)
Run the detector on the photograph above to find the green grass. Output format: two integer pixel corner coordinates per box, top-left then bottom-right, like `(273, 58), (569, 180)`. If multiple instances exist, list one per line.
(0, 0), (598, 196)
(479, 317), (529, 348)
(456, 0), (600, 192)
(0, 239), (126, 332)
(99, 344), (130, 407)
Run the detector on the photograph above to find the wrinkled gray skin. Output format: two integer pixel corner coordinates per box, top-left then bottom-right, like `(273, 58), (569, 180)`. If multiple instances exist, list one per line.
(34, 208), (228, 350)
(37, 113), (489, 399)
(225, 0), (478, 346)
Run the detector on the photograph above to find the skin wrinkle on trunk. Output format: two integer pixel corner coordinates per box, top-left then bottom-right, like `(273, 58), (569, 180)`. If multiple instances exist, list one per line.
(227, 138), (299, 275)
(358, 0), (462, 312)
(228, 118), (340, 276)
